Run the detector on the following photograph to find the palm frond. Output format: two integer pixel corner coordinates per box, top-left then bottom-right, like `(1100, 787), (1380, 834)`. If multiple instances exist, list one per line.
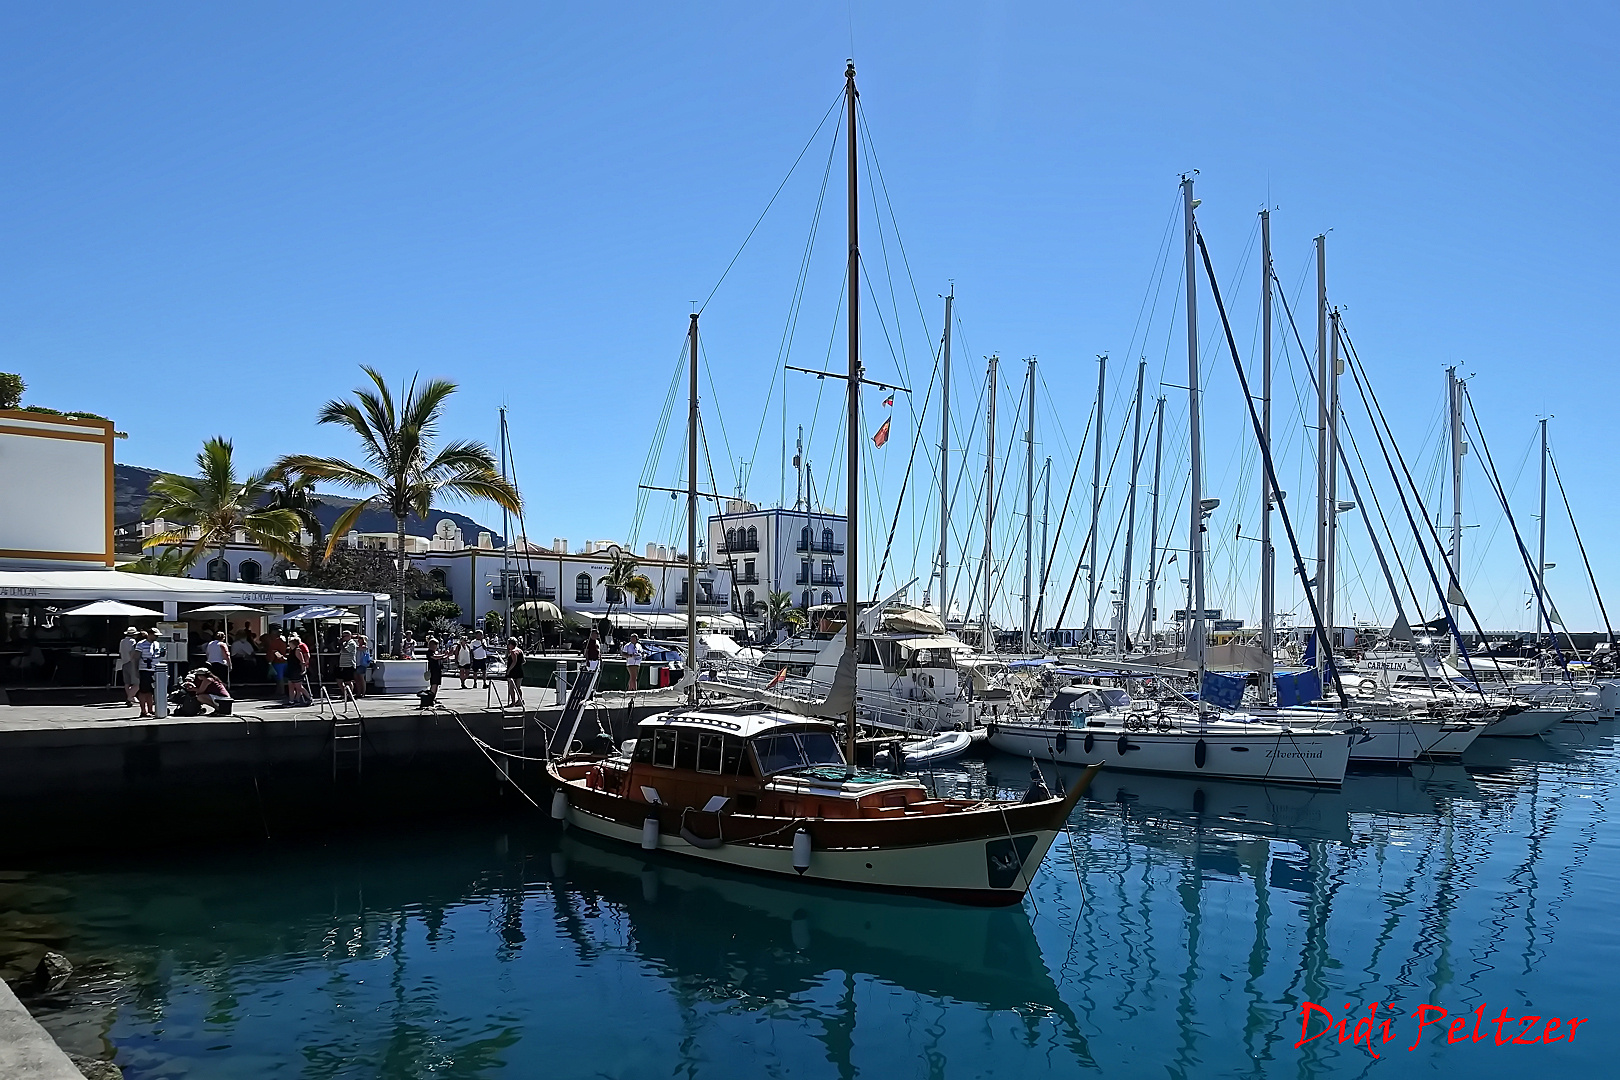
(322, 497), (378, 560)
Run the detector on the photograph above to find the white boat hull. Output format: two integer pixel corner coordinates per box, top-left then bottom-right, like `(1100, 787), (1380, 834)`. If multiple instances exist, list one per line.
(985, 722), (1350, 787)
(1481, 706), (1572, 737)
(559, 799), (1063, 902)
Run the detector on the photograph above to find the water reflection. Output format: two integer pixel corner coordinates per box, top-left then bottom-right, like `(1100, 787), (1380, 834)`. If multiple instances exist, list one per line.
(13, 722), (1617, 1078)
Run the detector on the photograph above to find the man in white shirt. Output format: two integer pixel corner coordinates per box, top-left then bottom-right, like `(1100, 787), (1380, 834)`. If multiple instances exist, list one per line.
(117, 627), (140, 707)
(134, 628), (163, 718)
(205, 631), (231, 683)
(470, 631), (490, 688)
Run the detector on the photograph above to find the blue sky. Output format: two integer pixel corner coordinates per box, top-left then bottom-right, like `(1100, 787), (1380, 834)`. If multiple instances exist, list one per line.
(3, 3), (1616, 633)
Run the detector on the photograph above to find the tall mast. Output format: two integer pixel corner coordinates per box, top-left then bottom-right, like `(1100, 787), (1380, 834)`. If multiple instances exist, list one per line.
(1313, 234), (1328, 682)
(843, 61), (861, 766)
(1259, 210), (1275, 701)
(1447, 366), (1463, 661)
(1145, 395), (1165, 644)
(1538, 416), (1549, 668)
(1038, 456), (1050, 639)
(1085, 354), (1106, 640)
(1183, 176), (1207, 689)
(982, 354), (998, 652)
(1121, 360), (1145, 658)
(1023, 358), (1036, 652)
(499, 405), (512, 636)
(937, 286), (953, 619)
(1325, 307), (1342, 658)
(687, 312), (700, 703)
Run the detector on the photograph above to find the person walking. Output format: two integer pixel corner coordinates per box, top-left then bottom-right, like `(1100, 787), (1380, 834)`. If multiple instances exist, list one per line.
(338, 630), (359, 697)
(285, 632), (311, 706)
(584, 629), (601, 674)
(354, 635), (372, 698)
(505, 636), (526, 708)
(622, 633), (642, 693)
(470, 631), (490, 689)
(117, 626), (140, 708)
(134, 627), (163, 718)
(455, 634), (473, 690)
(264, 627), (289, 701)
(424, 635), (445, 704)
(205, 630), (231, 685)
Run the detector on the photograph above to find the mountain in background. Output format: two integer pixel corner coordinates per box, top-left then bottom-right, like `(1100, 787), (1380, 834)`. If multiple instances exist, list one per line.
(115, 464), (506, 546)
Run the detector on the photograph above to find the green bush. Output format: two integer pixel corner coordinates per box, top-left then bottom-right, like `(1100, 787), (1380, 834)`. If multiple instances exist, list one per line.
(412, 599), (464, 632)
(0, 373), (22, 411)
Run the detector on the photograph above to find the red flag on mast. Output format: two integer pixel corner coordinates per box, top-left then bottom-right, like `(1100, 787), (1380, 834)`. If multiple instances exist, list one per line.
(882, 392), (895, 407)
(872, 417), (891, 447)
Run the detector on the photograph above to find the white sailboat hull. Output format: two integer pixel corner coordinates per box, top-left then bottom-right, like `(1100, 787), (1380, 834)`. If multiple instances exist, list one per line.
(985, 721), (1350, 787)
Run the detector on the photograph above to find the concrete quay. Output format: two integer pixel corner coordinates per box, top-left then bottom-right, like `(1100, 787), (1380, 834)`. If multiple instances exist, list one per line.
(0, 687), (682, 858)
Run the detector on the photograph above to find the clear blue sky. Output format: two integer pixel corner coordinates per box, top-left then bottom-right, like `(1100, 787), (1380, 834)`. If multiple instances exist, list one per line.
(4, 3), (1615, 633)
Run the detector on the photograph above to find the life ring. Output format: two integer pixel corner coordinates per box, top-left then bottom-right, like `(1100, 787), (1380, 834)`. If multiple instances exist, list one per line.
(1357, 678), (1379, 695)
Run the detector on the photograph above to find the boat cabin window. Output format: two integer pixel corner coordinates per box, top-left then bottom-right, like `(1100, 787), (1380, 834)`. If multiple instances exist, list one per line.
(752, 729), (846, 774)
(640, 726), (755, 775)
(874, 640), (903, 673)
(674, 731), (699, 770)
(1096, 688), (1132, 709)
(652, 728), (678, 767)
(904, 647), (955, 670)
(857, 639), (881, 666)
(697, 732), (723, 773)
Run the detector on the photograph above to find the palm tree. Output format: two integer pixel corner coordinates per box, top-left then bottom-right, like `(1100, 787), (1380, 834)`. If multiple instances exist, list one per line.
(599, 550), (655, 624)
(275, 367), (521, 656)
(142, 437), (306, 574)
(263, 469), (326, 571)
(766, 590), (806, 636)
(120, 545), (194, 577)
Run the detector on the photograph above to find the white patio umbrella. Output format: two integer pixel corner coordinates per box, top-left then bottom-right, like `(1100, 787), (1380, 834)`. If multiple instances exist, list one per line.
(60, 599), (164, 618)
(277, 605), (360, 692)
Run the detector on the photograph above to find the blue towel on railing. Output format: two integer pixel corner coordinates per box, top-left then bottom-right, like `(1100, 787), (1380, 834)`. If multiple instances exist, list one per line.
(1200, 671), (1247, 710)
(1276, 668), (1323, 707)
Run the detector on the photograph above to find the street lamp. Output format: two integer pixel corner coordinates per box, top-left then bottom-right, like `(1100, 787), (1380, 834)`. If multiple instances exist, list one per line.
(284, 567), (301, 582)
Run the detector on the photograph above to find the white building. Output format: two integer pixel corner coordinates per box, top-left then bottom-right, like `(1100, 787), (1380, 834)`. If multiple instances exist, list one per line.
(705, 499), (848, 614)
(139, 518), (739, 637)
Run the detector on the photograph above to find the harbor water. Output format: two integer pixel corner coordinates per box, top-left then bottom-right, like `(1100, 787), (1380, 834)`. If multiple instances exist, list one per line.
(8, 723), (1618, 1078)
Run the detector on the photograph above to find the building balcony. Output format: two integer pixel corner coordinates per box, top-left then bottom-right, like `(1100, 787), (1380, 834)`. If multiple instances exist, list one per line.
(734, 573), (760, 585)
(489, 582), (557, 601)
(794, 573), (844, 587)
(795, 539), (844, 554)
(676, 593), (731, 608)
(718, 539), (760, 554)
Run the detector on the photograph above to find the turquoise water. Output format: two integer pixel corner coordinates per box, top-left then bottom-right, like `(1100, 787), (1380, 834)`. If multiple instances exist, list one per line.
(14, 723), (1619, 1078)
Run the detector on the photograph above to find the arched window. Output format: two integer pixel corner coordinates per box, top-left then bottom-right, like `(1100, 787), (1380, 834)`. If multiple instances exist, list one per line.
(802, 590), (811, 609)
(822, 527), (834, 550)
(745, 589), (755, 612)
(575, 573), (593, 603)
(746, 526), (757, 548)
(800, 526), (810, 548)
(822, 590), (833, 605)
(726, 528), (737, 550)
(238, 559), (261, 584)
(206, 558), (230, 581)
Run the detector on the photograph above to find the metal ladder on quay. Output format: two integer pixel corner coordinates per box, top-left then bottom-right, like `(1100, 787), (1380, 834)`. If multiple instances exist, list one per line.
(332, 716), (364, 782)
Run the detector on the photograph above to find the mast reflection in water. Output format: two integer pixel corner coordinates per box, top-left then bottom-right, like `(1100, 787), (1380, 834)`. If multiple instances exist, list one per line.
(15, 723), (1619, 1078)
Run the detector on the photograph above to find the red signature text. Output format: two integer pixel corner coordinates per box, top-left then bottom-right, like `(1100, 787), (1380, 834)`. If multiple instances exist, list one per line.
(1294, 1001), (1589, 1059)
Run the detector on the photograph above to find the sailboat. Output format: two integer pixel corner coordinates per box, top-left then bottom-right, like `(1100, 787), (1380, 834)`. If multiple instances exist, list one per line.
(546, 64), (1099, 906)
(987, 180), (1353, 787)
